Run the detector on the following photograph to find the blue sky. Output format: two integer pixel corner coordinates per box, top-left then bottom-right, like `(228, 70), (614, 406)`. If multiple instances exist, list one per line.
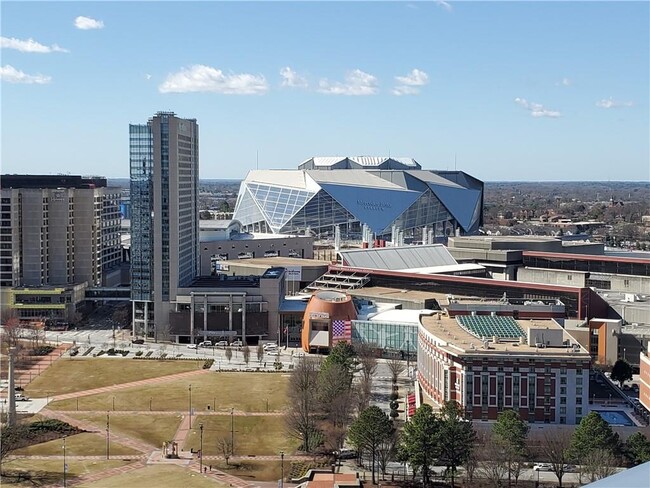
(1, 1), (648, 181)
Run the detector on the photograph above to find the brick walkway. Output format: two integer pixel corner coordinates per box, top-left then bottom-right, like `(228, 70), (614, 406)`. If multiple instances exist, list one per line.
(64, 459), (147, 487)
(42, 408), (155, 453)
(14, 344), (71, 389)
(49, 368), (209, 402)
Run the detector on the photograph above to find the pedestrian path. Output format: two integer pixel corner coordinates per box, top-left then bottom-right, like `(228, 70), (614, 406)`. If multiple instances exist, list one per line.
(48, 368), (209, 402)
(57, 459), (147, 487)
(55, 409), (284, 417)
(41, 408), (155, 453)
(12, 344), (71, 389)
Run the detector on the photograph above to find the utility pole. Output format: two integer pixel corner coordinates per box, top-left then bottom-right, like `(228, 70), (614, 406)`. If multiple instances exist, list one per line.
(231, 407), (235, 455)
(280, 450), (285, 488)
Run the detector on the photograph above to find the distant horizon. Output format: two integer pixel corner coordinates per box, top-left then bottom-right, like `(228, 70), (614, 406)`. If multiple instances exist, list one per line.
(2, 2), (648, 181)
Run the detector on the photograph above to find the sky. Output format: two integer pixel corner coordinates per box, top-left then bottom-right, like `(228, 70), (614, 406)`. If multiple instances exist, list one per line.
(1, 1), (648, 182)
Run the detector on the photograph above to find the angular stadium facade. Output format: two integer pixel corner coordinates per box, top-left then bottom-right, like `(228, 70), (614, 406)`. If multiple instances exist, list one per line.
(232, 157), (483, 240)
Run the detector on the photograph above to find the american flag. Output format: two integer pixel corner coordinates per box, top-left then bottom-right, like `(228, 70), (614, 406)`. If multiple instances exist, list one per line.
(331, 319), (352, 344)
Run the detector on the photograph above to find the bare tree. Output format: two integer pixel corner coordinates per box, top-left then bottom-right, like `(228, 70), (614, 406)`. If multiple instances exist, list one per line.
(156, 322), (172, 342)
(225, 346), (233, 362)
(537, 429), (573, 487)
(377, 430), (399, 479)
(356, 342), (379, 382)
(257, 344), (264, 364)
(241, 345), (250, 366)
(318, 362), (355, 450)
(387, 357), (406, 384)
(2, 316), (22, 348)
(218, 437), (233, 465)
(285, 357), (320, 452)
(356, 375), (372, 413)
(579, 449), (618, 484)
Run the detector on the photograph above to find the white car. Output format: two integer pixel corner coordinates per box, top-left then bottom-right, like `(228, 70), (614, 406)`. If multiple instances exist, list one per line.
(263, 343), (279, 351)
(231, 340), (243, 347)
(186, 343), (197, 349)
(533, 464), (552, 471)
(197, 341), (212, 348)
(214, 340), (228, 348)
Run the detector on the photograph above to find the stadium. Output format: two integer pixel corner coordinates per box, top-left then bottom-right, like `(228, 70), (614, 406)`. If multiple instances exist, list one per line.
(232, 157), (484, 241)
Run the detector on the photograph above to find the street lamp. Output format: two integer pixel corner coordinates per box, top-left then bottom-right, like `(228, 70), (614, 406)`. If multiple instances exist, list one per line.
(112, 396), (115, 411)
(231, 407), (235, 455)
(149, 396), (153, 411)
(106, 412), (110, 460)
(189, 384), (193, 429)
(280, 450), (285, 488)
(199, 423), (204, 474)
(63, 435), (67, 488)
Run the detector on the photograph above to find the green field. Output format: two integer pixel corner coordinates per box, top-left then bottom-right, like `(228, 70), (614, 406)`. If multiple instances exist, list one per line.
(11, 432), (141, 457)
(49, 372), (288, 413)
(25, 359), (202, 397)
(184, 415), (299, 456)
(70, 414), (183, 449)
(77, 465), (227, 488)
(0, 459), (131, 487)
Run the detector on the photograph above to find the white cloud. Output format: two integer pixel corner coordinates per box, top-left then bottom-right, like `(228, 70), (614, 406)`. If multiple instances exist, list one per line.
(317, 69), (378, 96)
(159, 64), (268, 94)
(0, 65), (51, 84)
(74, 16), (104, 30)
(280, 66), (308, 88)
(596, 97), (633, 109)
(393, 68), (429, 96)
(1, 36), (68, 53)
(556, 77), (571, 87)
(145, 73), (152, 80)
(514, 97), (561, 118)
(436, 1), (453, 12)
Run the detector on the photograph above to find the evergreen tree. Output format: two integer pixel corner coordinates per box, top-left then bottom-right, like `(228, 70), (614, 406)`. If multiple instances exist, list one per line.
(437, 401), (476, 488)
(348, 406), (393, 485)
(399, 404), (439, 487)
(610, 359), (633, 388)
(570, 412), (621, 459)
(492, 409), (529, 487)
(625, 432), (650, 465)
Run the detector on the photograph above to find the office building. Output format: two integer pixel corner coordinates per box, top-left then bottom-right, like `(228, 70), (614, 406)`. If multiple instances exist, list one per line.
(0, 175), (121, 321)
(129, 112), (199, 337)
(232, 157), (484, 241)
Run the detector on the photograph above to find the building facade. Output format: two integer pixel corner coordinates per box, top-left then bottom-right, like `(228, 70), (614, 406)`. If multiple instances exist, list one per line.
(417, 314), (591, 424)
(232, 157), (484, 241)
(129, 112), (200, 337)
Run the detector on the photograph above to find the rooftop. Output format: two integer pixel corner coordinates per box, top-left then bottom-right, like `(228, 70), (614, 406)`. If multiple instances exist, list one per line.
(223, 257), (329, 268)
(420, 314), (590, 357)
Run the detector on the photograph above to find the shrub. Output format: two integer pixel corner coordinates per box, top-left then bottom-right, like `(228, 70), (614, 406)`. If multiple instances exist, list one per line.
(135, 350), (143, 357)
(31, 345), (55, 356)
(203, 359), (214, 369)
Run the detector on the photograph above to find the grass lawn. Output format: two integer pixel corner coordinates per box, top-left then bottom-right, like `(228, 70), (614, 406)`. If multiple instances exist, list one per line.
(12, 432), (141, 457)
(49, 372), (288, 413)
(184, 415), (299, 456)
(70, 413), (182, 449)
(77, 465), (227, 488)
(0, 459), (131, 487)
(24, 359), (202, 397)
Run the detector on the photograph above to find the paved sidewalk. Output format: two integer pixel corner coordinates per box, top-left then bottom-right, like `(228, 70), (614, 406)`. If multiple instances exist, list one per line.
(55, 409), (284, 417)
(48, 368), (209, 402)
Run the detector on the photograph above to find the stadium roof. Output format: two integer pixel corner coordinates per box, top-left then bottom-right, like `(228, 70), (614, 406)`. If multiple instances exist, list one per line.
(300, 156), (421, 170)
(338, 244), (458, 270)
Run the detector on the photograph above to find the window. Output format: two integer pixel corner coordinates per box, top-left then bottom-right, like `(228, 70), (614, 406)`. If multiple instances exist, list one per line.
(560, 407), (566, 414)
(576, 397), (582, 404)
(576, 387), (582, 395)
(560, 367), (567, 375)
(560, 416), (566, 424)
(567, 274), (572, 281)
(560, 387), (567, 395)
(576, 407), (582, 415)
(576, 368), (583, 375)
(576, 377), (582, 385)
(560, 397), (566, 404)
(560, 377), (567, 385)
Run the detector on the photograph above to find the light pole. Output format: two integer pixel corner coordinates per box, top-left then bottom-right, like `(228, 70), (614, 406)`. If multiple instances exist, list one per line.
(280, 450), (285, 488)
(63, 435), (67, 488)
(106, 412), (110, 460)
(149, 396), (152, 411)
(623, 348), (627, 361)
(231, 407), (235, 455)
(189, 384), (193, 429)
(199, 423), (204, 473)
(112, 396), (115, 411)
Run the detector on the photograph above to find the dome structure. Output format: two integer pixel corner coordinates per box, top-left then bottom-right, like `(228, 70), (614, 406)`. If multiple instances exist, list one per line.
(301, 291), (357, 352)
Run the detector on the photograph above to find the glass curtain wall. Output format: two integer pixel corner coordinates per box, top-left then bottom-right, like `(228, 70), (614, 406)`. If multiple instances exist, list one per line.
(352, 320), (418, 353)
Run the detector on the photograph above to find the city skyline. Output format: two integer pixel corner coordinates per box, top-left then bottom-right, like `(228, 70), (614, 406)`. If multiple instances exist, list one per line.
(1, 1), (648, 181)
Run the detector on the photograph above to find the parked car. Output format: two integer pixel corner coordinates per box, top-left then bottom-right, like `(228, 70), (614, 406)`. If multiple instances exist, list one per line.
(214, 340), (228, 347)
(231, 340), (243, 347)
(15, 394), (30, 401)
(186, 343), (197, 349)
(131, 339), (145, 345)
(563, 464), (577, 472)
(263, 343), (278, 351)
(198, 341), (212, 348)
(533, 464), (552, 471)
(334, 448), (357, 459)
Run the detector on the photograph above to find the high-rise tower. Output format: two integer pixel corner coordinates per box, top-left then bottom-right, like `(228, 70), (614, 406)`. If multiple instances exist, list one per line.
(129, 112), (199, 338)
